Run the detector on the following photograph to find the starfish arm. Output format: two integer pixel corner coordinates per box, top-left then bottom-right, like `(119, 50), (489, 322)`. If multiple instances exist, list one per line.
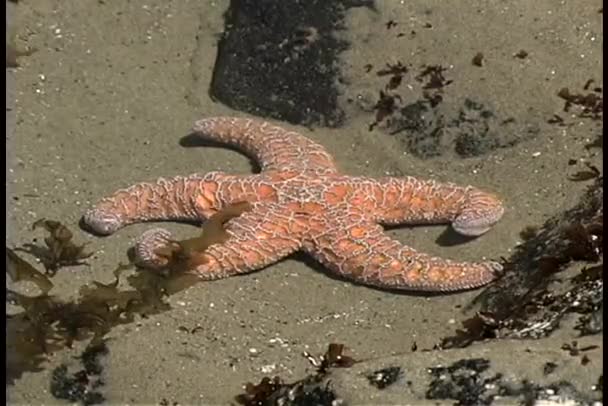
(82, 173), (233, 235)
(192, 117), (338, 174)
(303, 214), (502, 292)
(364, 177), (504, 237)
(134, 205), (302, 279)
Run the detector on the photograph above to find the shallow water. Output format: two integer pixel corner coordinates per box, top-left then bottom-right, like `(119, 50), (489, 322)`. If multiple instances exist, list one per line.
(6, 0), (602, 404)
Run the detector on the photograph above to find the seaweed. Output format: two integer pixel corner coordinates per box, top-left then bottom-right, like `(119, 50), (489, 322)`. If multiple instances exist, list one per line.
(369, 90), (402, 130)
(426, 358), (501, 406)
(366, 366), (402, 389)
(562, 218), (603, 262)
(439, 311), (500, 349)
(415, 65), (453, 90)
(14, 219), (93, 275)
(557, 85), (603, 120)
(441, 175), (603, 348)
(369, 63), (453, 132)
(303, 342), (356, 373)
(235, 343), (355, 405)
(6, 262), (159, 369)
(548, 82), (603, 147)
(496, 379), (597, 405)
(560, 341), (600, 357)
(236, 376), (284, 406)
(50, 342), (108, 405)
(7, 203), (252, 385)
(149, 201), (252, 276)
(376, 61), (409, 91)
(7, 261), (180, 383)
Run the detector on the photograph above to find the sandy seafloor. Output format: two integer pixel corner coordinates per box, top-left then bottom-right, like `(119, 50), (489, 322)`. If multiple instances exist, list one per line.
(6, 0), (603, 404)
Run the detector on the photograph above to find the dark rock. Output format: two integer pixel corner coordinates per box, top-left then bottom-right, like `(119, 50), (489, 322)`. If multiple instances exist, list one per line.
(209, 0), (374, 128)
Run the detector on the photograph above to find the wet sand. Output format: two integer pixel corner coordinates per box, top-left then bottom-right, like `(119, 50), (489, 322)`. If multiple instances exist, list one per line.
(7, 0), (602, 404)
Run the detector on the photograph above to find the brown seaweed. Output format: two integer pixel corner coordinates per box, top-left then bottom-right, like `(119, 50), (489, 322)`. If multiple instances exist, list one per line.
(415, 65), (453, 89)
(439, 312), (500, 349)
(366, 366), (402, 389)
(7, 262), (174, 384)
(303, 342), (356, 373)
(442, 181), (603, 347)
(7, 203), (253, 384)
(377, 61), (409, 91)
(15, 219), (93, 275)
(369, 91), (402, 130)
(561, 341), (600, 357)
(236, 376), (285, 406)
(562, 219), (603, 262)
(50, 342), (108, 405)
(235, 343), (355, 405)
(177, 204), (246, 255)
(557, 86), (603, 120)
(142, 201), (252, 294)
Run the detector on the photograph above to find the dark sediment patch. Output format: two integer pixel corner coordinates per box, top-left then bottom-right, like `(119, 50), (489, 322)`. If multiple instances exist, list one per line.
(388, 96), (537, 159)
(357, 63), (539, 159)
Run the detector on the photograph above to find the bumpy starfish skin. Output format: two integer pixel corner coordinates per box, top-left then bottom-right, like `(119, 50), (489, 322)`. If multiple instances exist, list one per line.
(82, 117), (505, 292)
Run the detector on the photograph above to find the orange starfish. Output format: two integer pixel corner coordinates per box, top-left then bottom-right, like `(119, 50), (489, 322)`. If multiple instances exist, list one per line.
(82, 117), (504, 292)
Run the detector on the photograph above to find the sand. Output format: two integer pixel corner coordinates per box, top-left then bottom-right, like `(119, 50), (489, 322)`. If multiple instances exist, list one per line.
(7, 0), (602, 404)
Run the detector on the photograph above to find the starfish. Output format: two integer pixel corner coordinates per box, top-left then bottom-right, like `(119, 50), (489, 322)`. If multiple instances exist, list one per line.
(82, 117), (505, 292)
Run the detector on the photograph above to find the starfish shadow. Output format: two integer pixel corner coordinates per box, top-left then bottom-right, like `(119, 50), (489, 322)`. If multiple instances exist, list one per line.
(292, 253), (468, 298)
(383, 224), (480, 248)
(435, 228), (481, 247)
(180, 133), (261, 173)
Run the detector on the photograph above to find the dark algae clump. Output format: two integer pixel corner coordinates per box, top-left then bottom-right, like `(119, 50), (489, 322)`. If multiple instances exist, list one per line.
(235, 343), (355, 406)
(14, 219), (93, 275)
(50, 343), (108, 405)
(6, 206), (252, 389)
(426, 358), (500, 406)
